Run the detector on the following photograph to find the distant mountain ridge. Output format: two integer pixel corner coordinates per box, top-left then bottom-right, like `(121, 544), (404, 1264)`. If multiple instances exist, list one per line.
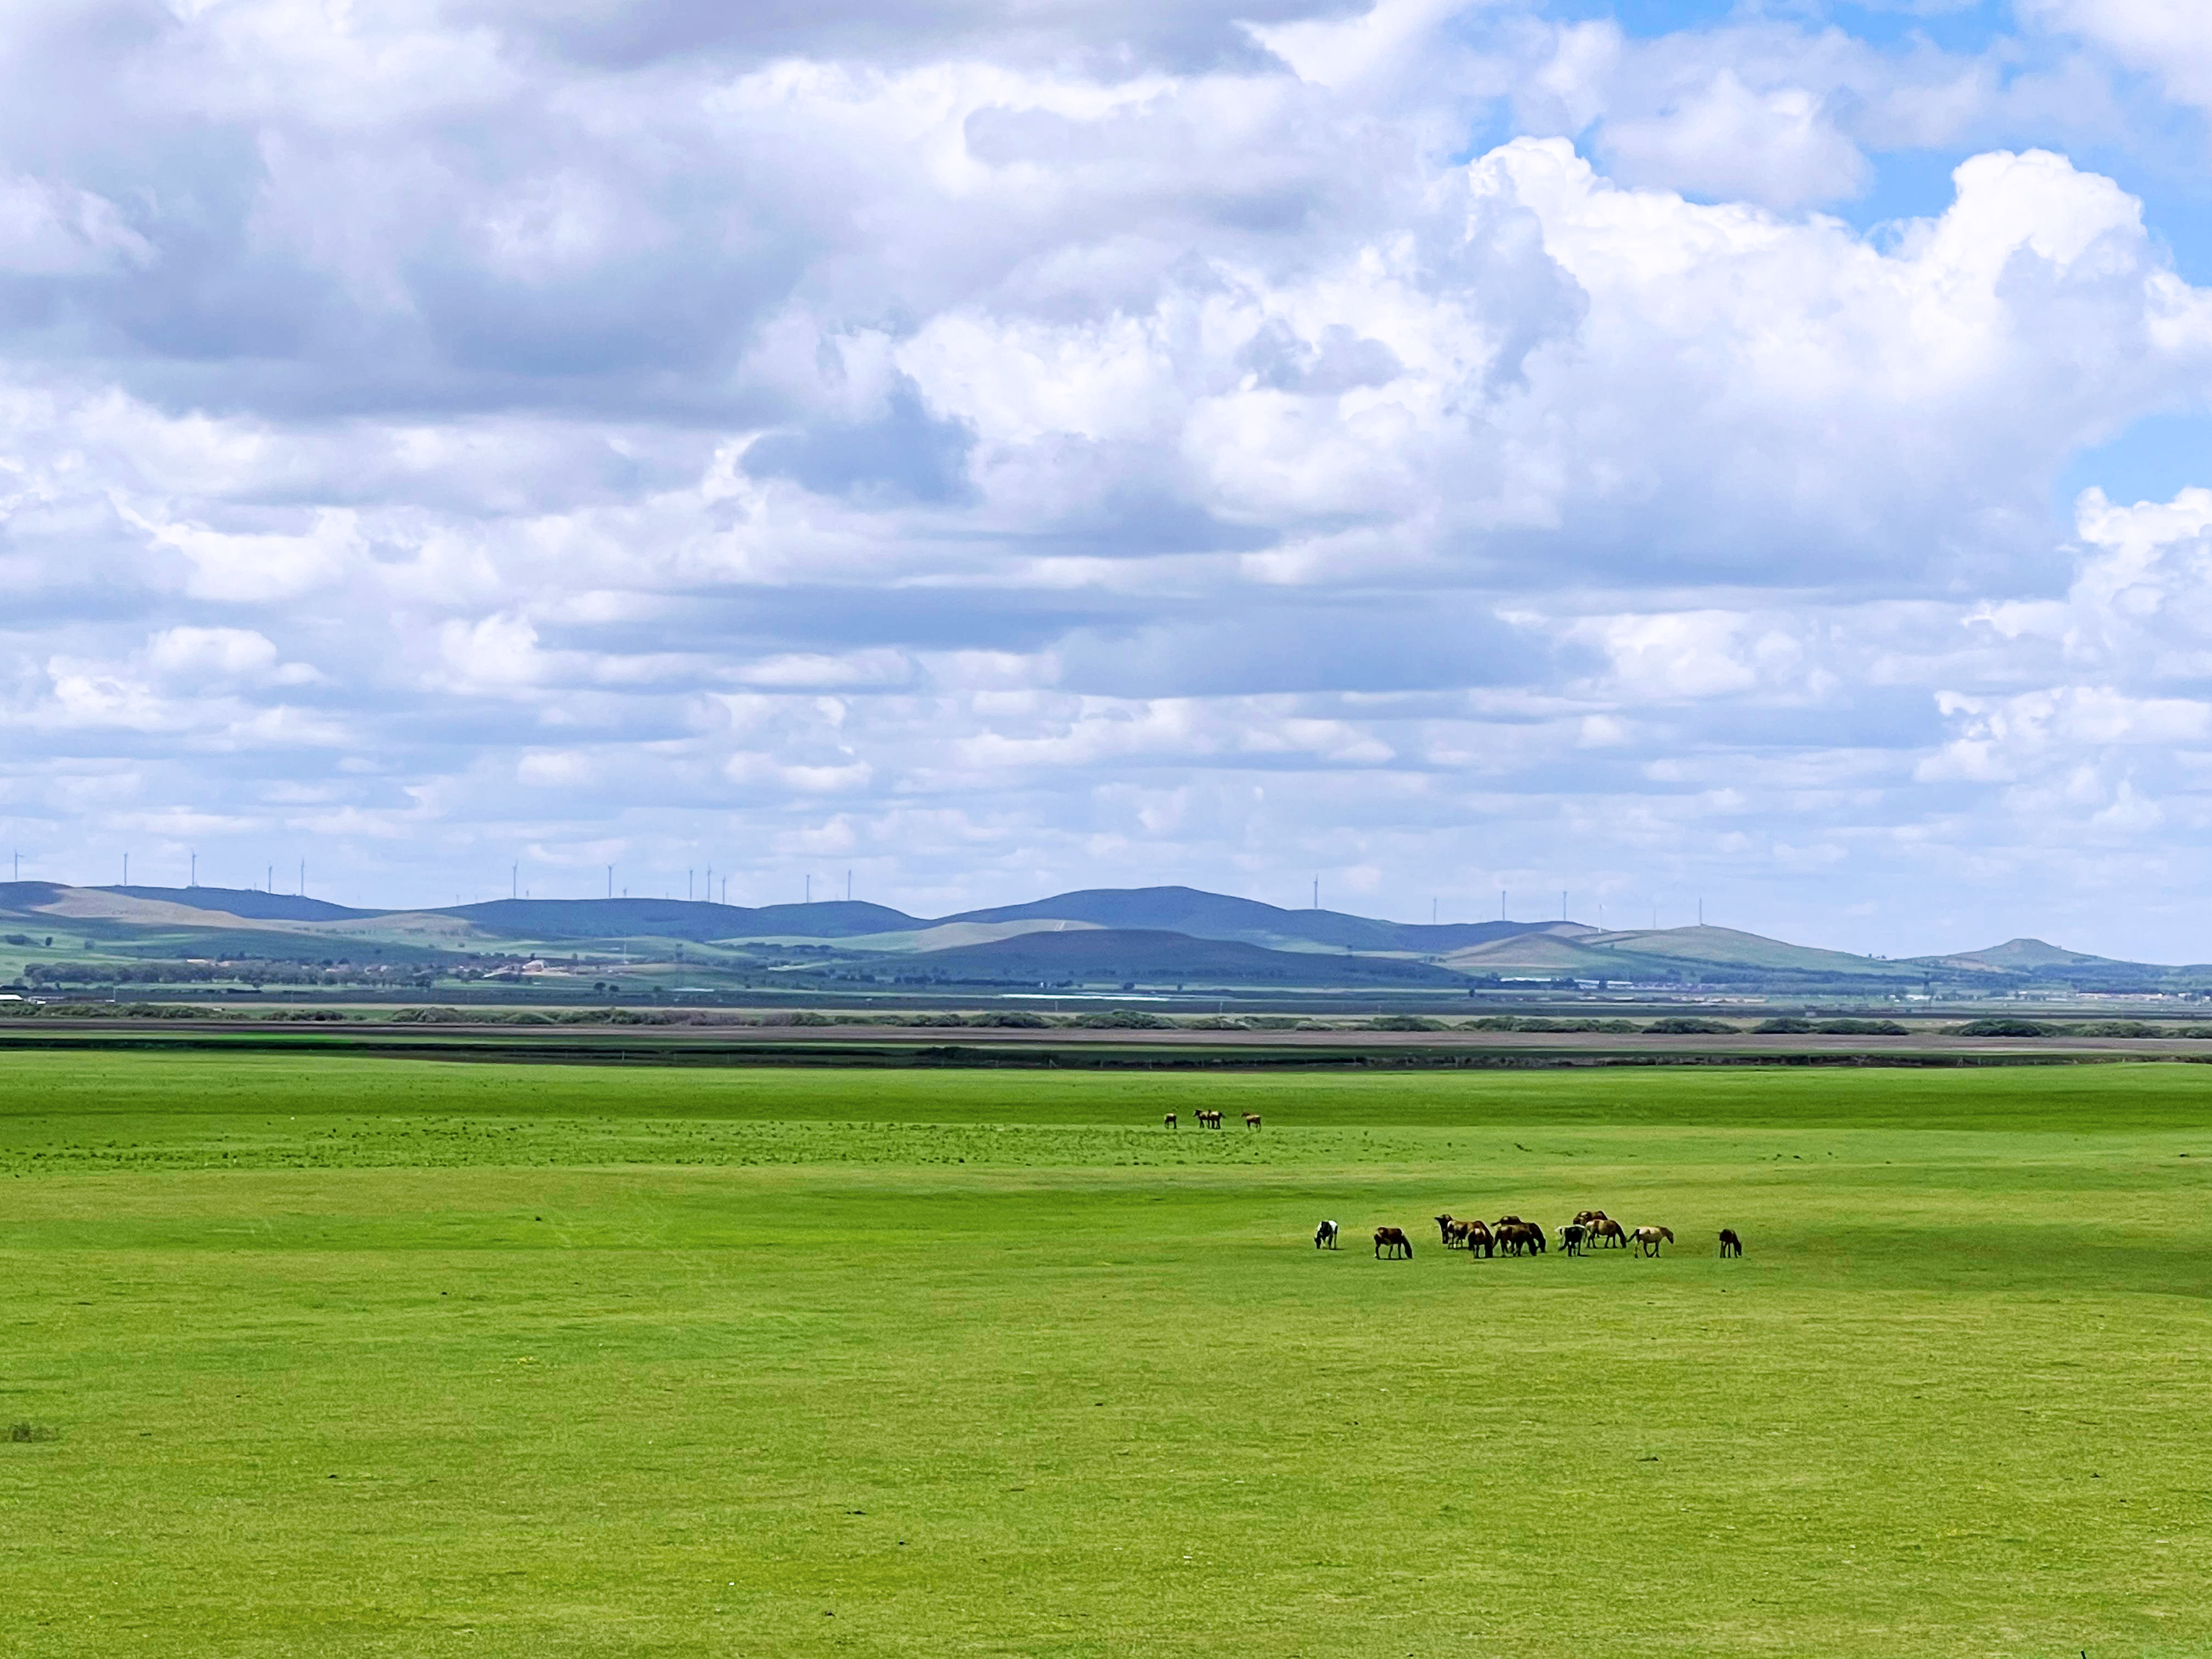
(2, 881), (2199, 992)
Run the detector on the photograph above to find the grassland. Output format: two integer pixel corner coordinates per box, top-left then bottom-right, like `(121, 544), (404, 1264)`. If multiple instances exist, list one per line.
(2, 1054), (2209, 1657)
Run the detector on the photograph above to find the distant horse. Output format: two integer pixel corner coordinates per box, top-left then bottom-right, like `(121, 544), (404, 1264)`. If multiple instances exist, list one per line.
(1494, 1214), (1544, 1250)
(1559, 1223), (1588, 1256)
(1718, 1228), (1742, 1258)
(1314, 1219), (1340, 1250)
(1496, 1221), (1541, 1256)
(1243, 1113), (1262, 1131)
(1196, 1109), (1222, 1128)
(1573, 1209), (1609, 1228)
(1373, 1226), (1413, 1260)
(1435, 1214), (1469, 1248)
(1590, 1218), (1628, 1250)
(1461, 1218), (1494, 1259)
(1631, 1226), (1674, 1258)
(1163, 1113), (1177, 1130)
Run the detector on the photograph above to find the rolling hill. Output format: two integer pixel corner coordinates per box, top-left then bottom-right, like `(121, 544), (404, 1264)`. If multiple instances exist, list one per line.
(1442, 924), (1921, 984)
(3, 881), (2204, 996)
(884, 928), (1471, 989)
(944, 885), (1577, 955)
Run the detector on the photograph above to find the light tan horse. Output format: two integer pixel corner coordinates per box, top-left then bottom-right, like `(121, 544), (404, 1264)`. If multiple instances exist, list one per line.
(1590, 1217), (1628, 1249)
(1631, 1225), (1674, 1257)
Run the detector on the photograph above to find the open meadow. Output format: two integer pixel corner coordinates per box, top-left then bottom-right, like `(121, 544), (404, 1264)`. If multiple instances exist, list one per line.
(2, 1051), (2209, 1657)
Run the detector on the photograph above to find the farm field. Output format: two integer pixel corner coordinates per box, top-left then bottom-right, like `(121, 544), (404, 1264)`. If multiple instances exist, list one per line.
(2, 1054), (2209, 1657)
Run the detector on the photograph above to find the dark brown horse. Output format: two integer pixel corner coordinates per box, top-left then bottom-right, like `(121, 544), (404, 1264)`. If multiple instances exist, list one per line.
(1718, 1228), (1742, 1258)
(1163, 1113), (1177, 1130)
(1373, 1226), (1413, 1260)
(1461, 1218), (1494, 1259)
(1573, 1209), (1609, 1227)
(1243, 1113), (1262, 1130)
(1435, 1214), (1472, 1248)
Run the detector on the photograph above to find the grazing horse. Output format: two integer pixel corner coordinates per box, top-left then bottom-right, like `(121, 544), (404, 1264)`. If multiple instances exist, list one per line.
(1631, 1225), (1674, 1257)
(1243, 1113), (1262, 1131)
(1435, 1214), (1469, 1248)
(1314, 1219), (1340, 1250)
(1373, 1226), (1414, 1260)
(1559, 1222), (1588, 1256)
(1496, 1221), (1541, 1256)
(1163, 1113), (1177, 1130)
(1590, 1217), (1628, 1249)
(1461, 1218), (1494, 1259)
(1572, 1209), (1609, 1228)
(1718, 1228), (1742, 1258)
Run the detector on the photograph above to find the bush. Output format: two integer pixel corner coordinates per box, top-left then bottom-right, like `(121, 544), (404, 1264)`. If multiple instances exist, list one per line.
(8, 1421), (58, 1443)
(1946, 1017), (2054, 1037)
(2073, 1020), (2164, 1038)
(603, 1007), (674, 1025)
(1753, 1017), (1816, 1034)
(1073, 1009), (1172, 1029)
(1815, 1019), (1910, 1036)
(1186, 1016), (1247, 1030)
(1368, 1014), (1444, 1031)
(1642, 1017), (1741, 1034)
(389, 1006), (470, 1024)
(973, 1011), (1051, 1028)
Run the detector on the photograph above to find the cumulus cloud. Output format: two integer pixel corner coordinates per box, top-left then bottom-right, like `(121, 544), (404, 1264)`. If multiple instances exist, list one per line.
(1, 0), (2211, 953)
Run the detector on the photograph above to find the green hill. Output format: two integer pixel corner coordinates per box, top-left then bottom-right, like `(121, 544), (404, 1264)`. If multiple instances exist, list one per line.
(944, 886), (1570, 953)
(889, 928), (1470, 989)
(1444, 924), (1919, 984)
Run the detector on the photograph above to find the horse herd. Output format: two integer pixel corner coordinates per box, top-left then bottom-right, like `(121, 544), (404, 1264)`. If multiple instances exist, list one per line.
(1313, 1215), (1746, 1260)
(1165, 1111), (1259, 1130)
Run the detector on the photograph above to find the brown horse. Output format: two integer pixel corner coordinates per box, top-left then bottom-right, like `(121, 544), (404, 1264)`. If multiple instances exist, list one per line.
(1718, 1228), (1742, 1258)
(1496, 1221), (1541, 1256)
(1461, 1218), (1494, 1259)
(1590, 1217), (1628, 1249)
(1373, 1226), (1413, 1260)
(1631, 1225), (1674, 1257)
(1197, 1109), (1222, 1128)
(1243, 1113), (1262, 1130)
(1573, 1209), (1609, 1227)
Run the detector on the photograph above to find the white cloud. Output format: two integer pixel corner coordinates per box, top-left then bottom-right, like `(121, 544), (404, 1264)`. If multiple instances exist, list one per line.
(0, 0), (2210, 952)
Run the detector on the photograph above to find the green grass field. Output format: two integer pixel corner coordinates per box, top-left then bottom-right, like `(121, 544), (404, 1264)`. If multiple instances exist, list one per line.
(3, 1053), (2209, 1657)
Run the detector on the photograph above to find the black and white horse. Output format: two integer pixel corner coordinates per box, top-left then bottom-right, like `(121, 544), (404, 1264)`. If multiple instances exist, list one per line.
(1314, 1219), (1340, 1250)
(1558, 1222), (1588, 1256)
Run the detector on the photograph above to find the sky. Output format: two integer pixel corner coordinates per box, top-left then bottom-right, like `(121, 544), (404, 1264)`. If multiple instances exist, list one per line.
(6, 0), (2212, 957)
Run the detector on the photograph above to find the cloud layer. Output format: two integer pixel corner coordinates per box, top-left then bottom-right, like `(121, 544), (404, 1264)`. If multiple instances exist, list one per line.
(7, 0), (2212, 957)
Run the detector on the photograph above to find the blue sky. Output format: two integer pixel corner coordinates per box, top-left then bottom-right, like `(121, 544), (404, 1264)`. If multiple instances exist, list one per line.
(5, 0), (2212, 958)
